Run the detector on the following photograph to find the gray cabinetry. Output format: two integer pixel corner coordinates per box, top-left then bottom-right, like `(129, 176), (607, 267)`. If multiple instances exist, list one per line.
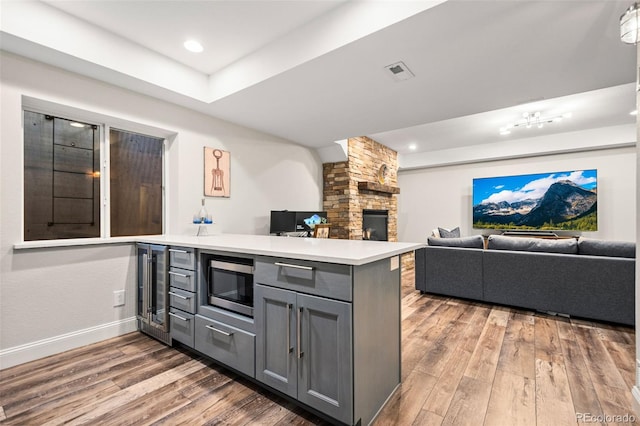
(255, 259), (353, 425)
(168, 246), (197, 348)
(297, 292), (352, 421)
(194, 315), (255, 377)
(254, 284), (297, 397)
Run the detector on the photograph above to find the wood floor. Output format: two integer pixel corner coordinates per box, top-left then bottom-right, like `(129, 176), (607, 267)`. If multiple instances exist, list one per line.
(1, 278), (637, 425)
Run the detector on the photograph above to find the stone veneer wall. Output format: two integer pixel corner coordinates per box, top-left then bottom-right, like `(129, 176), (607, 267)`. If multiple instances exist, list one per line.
(323, 136), (398, 241)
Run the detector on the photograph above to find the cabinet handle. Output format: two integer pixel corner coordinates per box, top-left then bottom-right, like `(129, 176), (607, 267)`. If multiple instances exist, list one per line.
(169, 248), (189, 254)
(275, 262), (314, 271)
(142, 253), (149, 318)
(297, 307), (304, 359)
(147, 254), (153, 314)
(205, 325), (233, 337)
(168, 271), (189, 278)
(168, 312), (189, 322)
(168, 291), (190, 300)
(287, 303), (293, 354)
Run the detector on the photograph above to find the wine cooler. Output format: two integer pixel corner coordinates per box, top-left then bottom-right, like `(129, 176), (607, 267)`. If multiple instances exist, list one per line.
(137, 243), (170, 344)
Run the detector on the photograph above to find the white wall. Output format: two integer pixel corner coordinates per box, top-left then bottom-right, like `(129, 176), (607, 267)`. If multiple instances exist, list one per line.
(0, 52), (323, 367)
(398, 146), (636, 243)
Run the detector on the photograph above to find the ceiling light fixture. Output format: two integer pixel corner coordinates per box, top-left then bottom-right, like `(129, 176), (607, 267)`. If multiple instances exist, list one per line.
(499, 111), (571, 135)
(630, 109), (638, 115)
(620, 3), (640, 44)
(408, 143), (417, 151)
(184, 39), (204, 53)
(69, 122), (86, 128)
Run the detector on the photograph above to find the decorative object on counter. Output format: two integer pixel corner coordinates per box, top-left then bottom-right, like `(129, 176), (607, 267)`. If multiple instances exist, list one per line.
(204, 147), (230, 197)
(193, 198), (214, 235)
(195, 223), (215, 236)
(304, 213), (326, 229)
(194, 198), (213, 224)
(313, 223), (331, 238)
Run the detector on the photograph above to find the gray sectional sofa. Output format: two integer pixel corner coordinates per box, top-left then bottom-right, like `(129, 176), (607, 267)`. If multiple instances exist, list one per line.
(415, 235), (636, 325)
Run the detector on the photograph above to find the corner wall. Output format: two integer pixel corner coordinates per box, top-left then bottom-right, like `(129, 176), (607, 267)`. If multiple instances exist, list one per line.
(0, 52), (323, 368)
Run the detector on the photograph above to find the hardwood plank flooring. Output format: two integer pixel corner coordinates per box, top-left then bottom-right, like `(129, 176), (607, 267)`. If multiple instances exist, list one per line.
(1, 273), (637, 425)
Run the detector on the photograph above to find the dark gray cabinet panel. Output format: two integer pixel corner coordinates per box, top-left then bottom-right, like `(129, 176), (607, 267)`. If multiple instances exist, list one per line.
(169, 247), (196, 270)
(254, 283), (353, 425)
(195, 315), (255, 377)
(255, 284), (298, 398)
(169, 309), (194, 347)
(168, 287), (196, 314)
(255, 257), (352, 302)
(298, 293), (352, 423)
(169, 247), (197, 348)
(169, 267), (196, 292)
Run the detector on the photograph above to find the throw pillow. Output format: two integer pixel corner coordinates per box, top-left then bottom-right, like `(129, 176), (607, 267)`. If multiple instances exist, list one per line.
(427, 235), (484, 249)
(487, 235), (578, 254)
(578, 237), (636, 258)
(438, 227), (460, 238)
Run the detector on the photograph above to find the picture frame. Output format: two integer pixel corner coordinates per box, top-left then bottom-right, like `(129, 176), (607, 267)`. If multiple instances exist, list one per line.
(204, 147), (230, 197)
(313, 223), (331, 239)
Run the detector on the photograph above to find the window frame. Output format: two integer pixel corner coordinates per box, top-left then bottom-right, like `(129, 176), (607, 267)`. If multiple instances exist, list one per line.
(19, 96), (173, 246)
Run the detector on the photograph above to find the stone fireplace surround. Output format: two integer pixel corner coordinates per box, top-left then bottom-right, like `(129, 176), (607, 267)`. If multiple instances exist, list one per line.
(322, 136), (399, 241)
(322, 136), (414, 279)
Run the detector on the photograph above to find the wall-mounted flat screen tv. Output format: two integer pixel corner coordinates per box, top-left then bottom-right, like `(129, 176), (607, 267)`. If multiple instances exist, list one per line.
(472, 169), (597, 231)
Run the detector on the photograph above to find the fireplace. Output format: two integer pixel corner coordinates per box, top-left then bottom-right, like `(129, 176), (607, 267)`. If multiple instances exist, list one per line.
(362, 209), (388, 241)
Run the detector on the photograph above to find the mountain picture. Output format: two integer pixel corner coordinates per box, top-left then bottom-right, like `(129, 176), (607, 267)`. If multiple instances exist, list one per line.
(472, 170), (597, 231)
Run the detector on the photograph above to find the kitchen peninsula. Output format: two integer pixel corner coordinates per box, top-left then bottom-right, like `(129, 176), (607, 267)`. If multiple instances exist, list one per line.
(137, 234), (422, 426)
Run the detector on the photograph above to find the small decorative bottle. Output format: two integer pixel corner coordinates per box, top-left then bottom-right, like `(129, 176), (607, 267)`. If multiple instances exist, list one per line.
(198, 199), (208, 224)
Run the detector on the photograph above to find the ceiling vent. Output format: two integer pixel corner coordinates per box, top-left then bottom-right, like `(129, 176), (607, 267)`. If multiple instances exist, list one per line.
(384, 61), (414, 82)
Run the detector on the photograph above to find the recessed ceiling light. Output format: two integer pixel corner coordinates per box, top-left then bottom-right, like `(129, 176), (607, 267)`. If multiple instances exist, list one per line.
(630, 110), (637, 115)
(184, 39), (203, 53)
(408, 144), (417, 151)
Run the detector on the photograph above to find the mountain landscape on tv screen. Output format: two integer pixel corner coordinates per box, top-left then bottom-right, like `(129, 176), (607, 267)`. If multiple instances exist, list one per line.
(473, 171), (597, 231)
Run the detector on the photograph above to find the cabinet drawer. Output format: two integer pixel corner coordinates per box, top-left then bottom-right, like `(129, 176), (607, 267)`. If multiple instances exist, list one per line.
(168, 287), (196, 314)
(169, 267), (196, 292)
(169, 247), (196, 270)
(169, 309), (194, 348)
(255, 257), (352, 302)
(195, 315), (255, 378)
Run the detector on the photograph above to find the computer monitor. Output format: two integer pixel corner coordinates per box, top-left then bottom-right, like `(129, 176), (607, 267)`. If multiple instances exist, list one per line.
(269, 211), (296, 235)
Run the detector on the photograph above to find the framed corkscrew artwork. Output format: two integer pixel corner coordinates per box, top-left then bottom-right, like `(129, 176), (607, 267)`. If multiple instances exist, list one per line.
(204, 147), (230, 197)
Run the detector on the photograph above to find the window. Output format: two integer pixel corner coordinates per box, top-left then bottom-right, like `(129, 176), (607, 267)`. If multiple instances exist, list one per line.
(23, 111), (164, 241)
(110, 129), (163, 237)
(24, 112), (100, 240)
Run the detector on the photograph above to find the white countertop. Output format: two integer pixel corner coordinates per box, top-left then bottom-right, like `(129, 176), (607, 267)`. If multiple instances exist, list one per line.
(138, 234), (423, 266)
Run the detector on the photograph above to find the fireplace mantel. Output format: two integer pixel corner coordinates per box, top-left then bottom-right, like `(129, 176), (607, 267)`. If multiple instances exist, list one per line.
(357, 181), (400, 195)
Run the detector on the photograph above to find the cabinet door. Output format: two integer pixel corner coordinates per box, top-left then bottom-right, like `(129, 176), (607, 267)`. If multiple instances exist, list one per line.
(254, 284), (297, 398)
(298, 293), (353, 424)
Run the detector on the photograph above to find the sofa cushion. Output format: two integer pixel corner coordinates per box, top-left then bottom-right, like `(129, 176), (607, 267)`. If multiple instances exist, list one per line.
(487, 235), (578, 254)
(438, 227), (460, 238)
(427, 235), (484, 249)
(578, 237), (636, 258)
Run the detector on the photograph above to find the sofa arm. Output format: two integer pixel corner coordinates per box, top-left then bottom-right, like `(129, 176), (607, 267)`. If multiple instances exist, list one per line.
(418, 246), (484, 300)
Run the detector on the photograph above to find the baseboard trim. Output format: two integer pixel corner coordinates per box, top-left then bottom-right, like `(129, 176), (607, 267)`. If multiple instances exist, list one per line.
(0, 317), (138, 370)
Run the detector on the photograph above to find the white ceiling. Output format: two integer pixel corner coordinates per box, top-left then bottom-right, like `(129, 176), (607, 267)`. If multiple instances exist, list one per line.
(1, 0), (637, 158)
